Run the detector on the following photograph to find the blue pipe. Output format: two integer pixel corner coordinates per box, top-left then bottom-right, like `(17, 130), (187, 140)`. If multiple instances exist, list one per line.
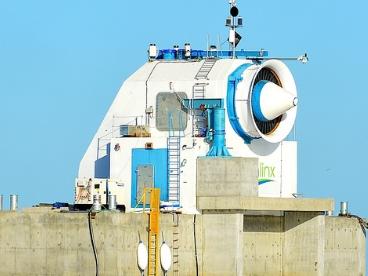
(206, 107), (231, 157)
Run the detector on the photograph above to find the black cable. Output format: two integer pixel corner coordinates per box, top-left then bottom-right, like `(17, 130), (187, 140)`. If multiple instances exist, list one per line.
(193, 214), (199, 276)
(145, 62), (161, 112)
(88, 210), (99, 276)
(347, 214), (367, 237)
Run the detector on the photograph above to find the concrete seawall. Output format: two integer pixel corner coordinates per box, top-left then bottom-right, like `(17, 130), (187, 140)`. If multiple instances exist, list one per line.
(0, 208), (365, 275)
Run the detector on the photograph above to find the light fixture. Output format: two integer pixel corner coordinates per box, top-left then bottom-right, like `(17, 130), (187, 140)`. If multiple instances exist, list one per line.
(297, 53), (309, 64)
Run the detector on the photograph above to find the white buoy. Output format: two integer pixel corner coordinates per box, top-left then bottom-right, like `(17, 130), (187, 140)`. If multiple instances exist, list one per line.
(137, 241), (148, 272)
(160, 242), (172, 273)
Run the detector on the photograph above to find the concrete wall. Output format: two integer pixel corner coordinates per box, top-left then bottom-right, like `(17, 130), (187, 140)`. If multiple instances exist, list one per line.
(0, 209), (365, 276)
(324, 217), (366, 276)
(196, 157), (258, 198)
(242, 212), (366, 276)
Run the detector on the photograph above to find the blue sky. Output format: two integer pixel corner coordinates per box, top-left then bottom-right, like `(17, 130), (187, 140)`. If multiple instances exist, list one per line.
(0, 0), (367, 221)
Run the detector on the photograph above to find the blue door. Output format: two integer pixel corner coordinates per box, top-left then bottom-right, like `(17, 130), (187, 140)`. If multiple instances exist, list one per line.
(131, 148), (168, 207)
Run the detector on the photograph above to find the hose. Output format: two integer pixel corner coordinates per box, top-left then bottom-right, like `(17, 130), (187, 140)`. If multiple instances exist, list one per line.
(88, 210), (99, 276)
(193, 214), (199, 276)
(347, 214), (368, 236)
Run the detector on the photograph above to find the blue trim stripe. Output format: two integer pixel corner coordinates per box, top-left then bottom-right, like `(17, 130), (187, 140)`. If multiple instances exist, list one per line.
(226, 64), (253, 144)
(251, 80), (269, 122)
(258, 179), (274, 185)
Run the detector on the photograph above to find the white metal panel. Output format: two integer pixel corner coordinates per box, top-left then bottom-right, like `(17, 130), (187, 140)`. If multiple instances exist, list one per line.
(280, 141), (297, 198)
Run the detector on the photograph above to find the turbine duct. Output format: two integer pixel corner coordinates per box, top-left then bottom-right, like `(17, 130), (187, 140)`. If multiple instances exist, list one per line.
(227, 59), (298, 144)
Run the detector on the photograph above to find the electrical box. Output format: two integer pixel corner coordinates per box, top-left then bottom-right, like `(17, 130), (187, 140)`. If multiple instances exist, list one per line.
(74, 178), (107, 205)
(74, 178), (127, 209)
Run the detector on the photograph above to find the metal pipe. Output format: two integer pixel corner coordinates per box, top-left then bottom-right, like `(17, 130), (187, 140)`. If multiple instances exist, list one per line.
(207, 107), (231, 156)
(0, 194), (3, 211)
(340, 201), (348, 216)
(10, 194), (18, 211)
(92, 195), (101, 212)
(248, 54), (308, 64)
(108, 194), (117, 210)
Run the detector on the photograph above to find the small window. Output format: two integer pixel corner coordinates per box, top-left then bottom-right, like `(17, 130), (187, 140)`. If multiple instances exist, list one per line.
(156, 92), (188, 131)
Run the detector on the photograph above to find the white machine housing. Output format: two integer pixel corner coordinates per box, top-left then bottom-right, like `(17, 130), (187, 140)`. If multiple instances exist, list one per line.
(76, 57), (298, 214)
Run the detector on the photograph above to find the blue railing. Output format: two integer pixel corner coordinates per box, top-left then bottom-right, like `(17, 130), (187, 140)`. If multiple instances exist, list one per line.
(156, 49), (268, 60)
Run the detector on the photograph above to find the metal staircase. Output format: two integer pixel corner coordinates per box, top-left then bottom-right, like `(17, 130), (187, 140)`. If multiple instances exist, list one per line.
(195, 58), (217, 80)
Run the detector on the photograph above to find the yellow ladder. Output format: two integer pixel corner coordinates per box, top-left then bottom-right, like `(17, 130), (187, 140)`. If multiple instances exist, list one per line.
(144, 188), (160, 276)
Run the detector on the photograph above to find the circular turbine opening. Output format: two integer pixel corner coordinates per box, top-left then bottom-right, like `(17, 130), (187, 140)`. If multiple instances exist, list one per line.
(253, 68), (282, 135)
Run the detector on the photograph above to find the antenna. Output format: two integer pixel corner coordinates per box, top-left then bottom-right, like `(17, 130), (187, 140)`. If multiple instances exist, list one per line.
(226, 0), (243, 59)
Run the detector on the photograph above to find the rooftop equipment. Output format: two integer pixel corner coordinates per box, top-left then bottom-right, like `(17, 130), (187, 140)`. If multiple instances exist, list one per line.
(148, 44), (157, 61)
(184, 43), (191, 58)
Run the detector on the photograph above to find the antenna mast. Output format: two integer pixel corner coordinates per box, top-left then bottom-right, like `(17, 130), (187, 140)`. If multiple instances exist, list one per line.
(226, 0), (243, 59)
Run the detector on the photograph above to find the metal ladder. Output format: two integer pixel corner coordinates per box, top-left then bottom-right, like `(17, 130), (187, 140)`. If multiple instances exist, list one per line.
(148, 233), (158, 276)
(191, 83), (208, 137)
(192, 83), (206, 99)
(167, 136), (180, 202)
(167, 114), (181, 203)
(145, 188), (160, 276)
(190, 58), (217, 137)
(172, 214), (180, 276)
(195, 58), (217, 80)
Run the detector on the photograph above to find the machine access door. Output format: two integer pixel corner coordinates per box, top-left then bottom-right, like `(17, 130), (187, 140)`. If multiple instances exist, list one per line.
(136, 164), (154, 204)
(131, 148), (168, 207)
